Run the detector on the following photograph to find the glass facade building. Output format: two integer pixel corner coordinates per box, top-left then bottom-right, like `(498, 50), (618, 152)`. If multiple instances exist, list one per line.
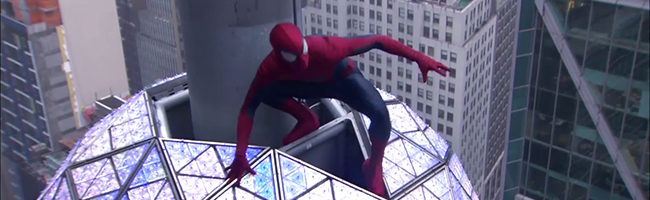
(505, 0), (648, 199)
(116, 0), (186, 94)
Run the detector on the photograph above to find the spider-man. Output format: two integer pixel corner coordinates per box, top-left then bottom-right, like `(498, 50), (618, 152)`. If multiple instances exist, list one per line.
(225, 23), (449, 197)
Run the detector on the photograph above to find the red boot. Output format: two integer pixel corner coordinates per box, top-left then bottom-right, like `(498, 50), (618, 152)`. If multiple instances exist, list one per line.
(362, 138), (388, 197)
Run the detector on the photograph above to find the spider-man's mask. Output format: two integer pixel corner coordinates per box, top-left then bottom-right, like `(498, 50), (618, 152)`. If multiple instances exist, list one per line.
(270, 23), (309, 72)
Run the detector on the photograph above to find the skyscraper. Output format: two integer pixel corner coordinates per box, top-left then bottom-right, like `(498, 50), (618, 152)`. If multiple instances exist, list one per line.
(504, 0), (648, 199)
(302, 0), (508, 199)
(115, 0), (186, 94)
(1, 0), (75, 199)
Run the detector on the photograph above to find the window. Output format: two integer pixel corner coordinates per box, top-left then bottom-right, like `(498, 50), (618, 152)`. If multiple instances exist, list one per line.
(433, 13), (440, 24)
(439, 80), (446, 90)
(439, 95), (445, 104)
(449, 83), (455, 93)
(369, 52), (375, 61)
(326, 4), (331, 13)
(311, 14), (316, 23)
(333, 5), (338, 14)
(450, 52), (457, 63)
(426, 90), (433, 100)
(399, 8), (405, 18)
(398, 81), (404, 90)
(359, 21), (365, 31)
(387, 57), (392, 66)
(417, 88), (424, 97)
(318, 15), (322, 25)
(423, 26), (430, 38)
(327, 18), (332, 27)
(432, 29), (439, 39)
(376, 25), (382, 34)
(376, 11), (382, 21)
(448, 98), (454, 107)
(447, 112), (453, 122)
(387, 71), (392, 80)
(406, 69), (413, 79)
(441, 50), (448, 60)
(333, 19), (338, 29)
(398, 67), (404, 77)
(387, 0), (392, 8)
(419, 44), (426, 53)
(359, 62), (365, 71)
(377, 0), (382, 6)
(386, 85), (392, 92)
(369, 65), (375, 74)
(407, 25), (413, 35)
(407, 9), (413, 20)
(424, 11), (431, 22)
(417, 102), (424, 111)
(450, 68), (456, 78)
(438, 110), (445, 119)
(405, 98), (411, 106)
(398, 23), (404, 33)
(426, 105), (432, 114)
(427, 77), (433, 86)
(376, 68), (382, 77)
(353, 5), (357, 15)
(437, 123), (444, 132)
(427, 46), (434, 57)
(370, 10), (375, 19)
(446, 16), (453, 27)
(445, 32), (452, 43)
(405, 84), (412, 93)
(359, 7), (365, 17)
(446, 126), (453, 136)
(387, 14), (392, 24)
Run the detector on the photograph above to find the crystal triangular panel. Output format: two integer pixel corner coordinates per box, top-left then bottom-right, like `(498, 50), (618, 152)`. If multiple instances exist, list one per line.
(296, 180), (333, 200)
(127, 179), (165, 200)
(112, 143), (150, 185)
(129, 148), (166, 188)
(387, 104), (419, 133)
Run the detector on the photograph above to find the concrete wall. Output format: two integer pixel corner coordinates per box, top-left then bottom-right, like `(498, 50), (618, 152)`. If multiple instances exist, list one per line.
(58, 0), (129, 114)
(181, 0), (298, 148)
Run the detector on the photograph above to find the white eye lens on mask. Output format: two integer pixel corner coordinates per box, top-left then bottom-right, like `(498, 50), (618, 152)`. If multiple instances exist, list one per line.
(281, 51), (297, 62)
(302, 39), (308, 55)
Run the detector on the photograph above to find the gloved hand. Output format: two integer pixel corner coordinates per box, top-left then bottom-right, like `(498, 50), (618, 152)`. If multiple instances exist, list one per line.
(417, 57), (450, 83)
(225, 154), (256, 185)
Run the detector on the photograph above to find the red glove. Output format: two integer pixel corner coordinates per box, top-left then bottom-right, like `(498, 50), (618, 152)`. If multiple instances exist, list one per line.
(225, 154), (256, 185)
(417, 57), (450, 83)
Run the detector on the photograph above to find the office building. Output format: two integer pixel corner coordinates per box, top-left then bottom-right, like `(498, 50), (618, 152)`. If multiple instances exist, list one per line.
(115, 0), (186, 94)
(504, 0), (648, 199)
(302, 0), (509, 198)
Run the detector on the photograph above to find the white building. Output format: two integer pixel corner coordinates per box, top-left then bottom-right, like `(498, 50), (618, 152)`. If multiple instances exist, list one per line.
(302, 0), (499, 198)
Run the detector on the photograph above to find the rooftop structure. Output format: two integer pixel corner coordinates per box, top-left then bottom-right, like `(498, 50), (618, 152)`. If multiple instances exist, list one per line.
(37, 74), (478, 200)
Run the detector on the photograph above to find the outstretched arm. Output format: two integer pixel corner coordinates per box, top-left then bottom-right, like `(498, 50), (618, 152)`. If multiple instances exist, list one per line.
(226, 72), (267, 185)
(331, 35), (450, 82)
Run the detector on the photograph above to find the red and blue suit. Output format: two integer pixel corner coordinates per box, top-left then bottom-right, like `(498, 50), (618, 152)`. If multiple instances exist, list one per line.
(226, 23), (450, 197)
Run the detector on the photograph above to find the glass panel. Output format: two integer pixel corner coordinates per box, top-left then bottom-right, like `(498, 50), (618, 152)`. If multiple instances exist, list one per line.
(127, 180), (166, 200)
(517, 30), (534, 55)
(240, 155), (276, 200)
(632, 52), (648, 82)
(584, 41), (610, 72)
(514, 56), (532, 87)
(570, 155), (592, 183)
(602, 107), (624, 135)
(572, 136), (594, 157)
(612, 172), (633, 199)
(555, 95), (576, 121)
(608, 47), (635, 78)
(519, 0), (536, 30)
(332, 179), (379, 200)
(568, 183), (588, 200)
(110, 115), (153, 150)
(505, 162), (521, 190)
(566, 0), (590, 35)
(278, 154), (327, 200)
(529, 141), (549, 168)
(112, 143), (150, 185)
(589, 2), (615, 38)
(546, 175), (566, 199)
(532, 112), (552, 143)
(558, 66), (578, 98)
(130, 148), (166, 188)
(526, 166), (546, 194)
(595, 142), (613, 164)
(509, 111), (526, 141)
(549, 148), (569, 175)
(590, 163), (614, 199)
(387, 104), (419, 133)
(508, 140), (523, 161)
(512, 87), (528, 110)
(296, 180), (333, 200)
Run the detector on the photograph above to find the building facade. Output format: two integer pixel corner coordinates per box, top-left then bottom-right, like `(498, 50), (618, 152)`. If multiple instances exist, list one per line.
(302, 0), (508, 199)
(504, 0), (649, 199)
(1, 1), (75, 198)
(115, 0), (186, 94)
